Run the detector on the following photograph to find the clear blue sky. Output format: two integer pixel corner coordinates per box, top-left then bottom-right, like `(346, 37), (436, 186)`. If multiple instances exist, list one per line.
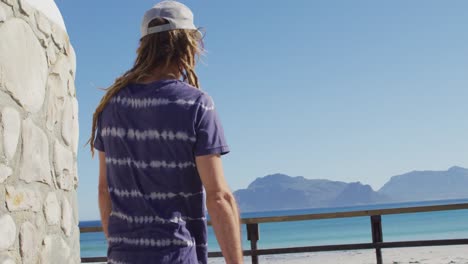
(56, 0), (468, 220)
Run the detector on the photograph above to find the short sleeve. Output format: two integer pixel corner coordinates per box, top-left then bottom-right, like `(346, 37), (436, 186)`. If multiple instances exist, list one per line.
(193, 93), (230, 156)
(94, 114), (105, 152)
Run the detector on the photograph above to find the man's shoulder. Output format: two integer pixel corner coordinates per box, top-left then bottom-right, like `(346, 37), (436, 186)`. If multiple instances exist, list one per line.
(169, 81), (210, 102)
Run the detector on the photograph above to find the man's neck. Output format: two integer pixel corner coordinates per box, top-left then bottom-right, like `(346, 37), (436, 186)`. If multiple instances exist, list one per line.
(139, 66), (182, 84)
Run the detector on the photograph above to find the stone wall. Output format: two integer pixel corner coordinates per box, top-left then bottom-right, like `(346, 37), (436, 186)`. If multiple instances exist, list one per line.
(0, 0), (80, 263)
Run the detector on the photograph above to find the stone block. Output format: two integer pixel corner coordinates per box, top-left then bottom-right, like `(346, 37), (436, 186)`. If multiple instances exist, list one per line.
(40, 236), (70, 264)
(0, 18), (47, 113)
(61, 197), (72, 237)
(0, 0), (14, 7)
(67, 74), (76, 97)
(45, 45), (57, 66)
(34, 213), (44, 230)
(0, 214), (16, 250)
(53, 140), (74, 191)
(69, 45), (76, 78)
(20, 222), (38, 264)
(51, 55), (71, 83)
(51, 26), (69, 53)
(74, 164), (79, 188)
(70, 195), (79, 226)
(0, 5), (6, 23)
(19, 118), (52, 185)
(35, 12), (51, 37)
(71, 98), (79, 153)
(45, 74), (66, 131)
(0, 164), (12, 183)
(18, 0), (32, 16)
(5, 185), (41, 212)
(44, 192), (60, 225)
(37, 37), (48, 49)
(1, 107), (20, 161)
(61, 97), (79, 149)
(0, 255), (15, 264)
(51, 54), (75, 98)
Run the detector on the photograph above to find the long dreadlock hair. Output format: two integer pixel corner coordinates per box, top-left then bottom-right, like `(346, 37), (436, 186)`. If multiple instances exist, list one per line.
(87, 18), (203, 157)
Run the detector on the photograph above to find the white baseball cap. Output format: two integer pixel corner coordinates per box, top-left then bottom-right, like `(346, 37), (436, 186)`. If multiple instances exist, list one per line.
(141, 1), (199, 38)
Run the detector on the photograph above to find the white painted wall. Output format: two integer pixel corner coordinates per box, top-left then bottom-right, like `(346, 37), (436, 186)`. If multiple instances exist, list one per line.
(23, 0), (66, 31)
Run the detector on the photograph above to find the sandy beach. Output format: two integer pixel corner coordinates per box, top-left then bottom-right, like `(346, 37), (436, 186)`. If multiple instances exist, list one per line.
(209, 245), (468, 264)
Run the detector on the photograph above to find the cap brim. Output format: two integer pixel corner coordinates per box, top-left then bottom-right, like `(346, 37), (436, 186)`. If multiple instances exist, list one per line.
(143, 25), (204, 41)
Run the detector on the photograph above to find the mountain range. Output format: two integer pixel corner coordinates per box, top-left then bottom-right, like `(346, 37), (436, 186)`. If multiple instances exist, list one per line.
(233, 166), (468, 212)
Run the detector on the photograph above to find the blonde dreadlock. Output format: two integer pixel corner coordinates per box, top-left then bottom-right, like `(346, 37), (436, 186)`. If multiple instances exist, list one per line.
(87, 18), (203, 157)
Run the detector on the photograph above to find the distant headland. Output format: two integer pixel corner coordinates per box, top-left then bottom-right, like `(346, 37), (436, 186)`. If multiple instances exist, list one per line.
(234, 166), (468, 212)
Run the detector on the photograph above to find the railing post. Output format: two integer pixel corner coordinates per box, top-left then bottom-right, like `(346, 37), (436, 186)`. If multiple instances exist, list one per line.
(370, 215), (383, 264)
(247, 223), (260, 264)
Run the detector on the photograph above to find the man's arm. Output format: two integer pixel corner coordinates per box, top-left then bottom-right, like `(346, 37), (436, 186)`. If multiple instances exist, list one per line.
(98, 151), (111, 238)
(196, 154), (243, 264)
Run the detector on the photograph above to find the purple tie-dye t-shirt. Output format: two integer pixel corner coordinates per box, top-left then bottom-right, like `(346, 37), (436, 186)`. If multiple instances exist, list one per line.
(94, 79), (229, 264)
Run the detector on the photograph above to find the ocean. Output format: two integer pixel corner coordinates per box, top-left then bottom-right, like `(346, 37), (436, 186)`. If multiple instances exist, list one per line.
(79, 198), (468, 259)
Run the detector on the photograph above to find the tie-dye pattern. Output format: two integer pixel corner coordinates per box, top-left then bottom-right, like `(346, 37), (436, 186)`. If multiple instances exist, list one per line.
(94, 80), (229, 264)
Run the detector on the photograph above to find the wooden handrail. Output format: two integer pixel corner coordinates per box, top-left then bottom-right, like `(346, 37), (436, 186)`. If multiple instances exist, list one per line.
(80, 202), (468, 233)
(238, 202), (468, 225)
(80, 202), (468, 264)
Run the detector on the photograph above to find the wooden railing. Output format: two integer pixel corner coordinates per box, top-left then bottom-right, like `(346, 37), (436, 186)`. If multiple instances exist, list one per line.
(80, 202), (468, 264)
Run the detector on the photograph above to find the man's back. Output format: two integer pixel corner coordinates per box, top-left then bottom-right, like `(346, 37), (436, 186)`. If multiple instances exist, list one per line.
(94, 79), (229, 264)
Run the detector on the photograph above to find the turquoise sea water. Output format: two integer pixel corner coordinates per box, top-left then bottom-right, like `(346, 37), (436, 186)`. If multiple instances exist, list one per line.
(80, 199), (468, 258)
